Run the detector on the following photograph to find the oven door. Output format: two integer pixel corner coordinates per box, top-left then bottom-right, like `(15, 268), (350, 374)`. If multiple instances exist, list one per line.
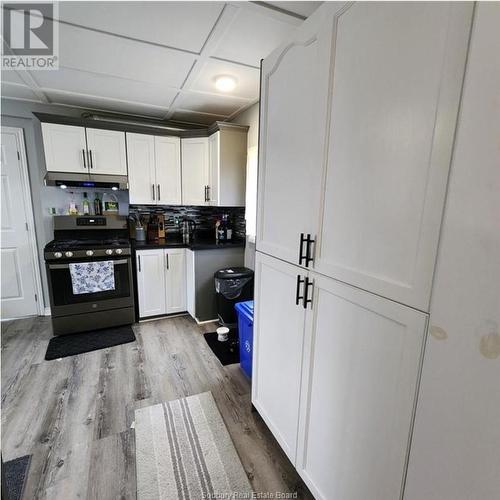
(46, 257), (134, 316)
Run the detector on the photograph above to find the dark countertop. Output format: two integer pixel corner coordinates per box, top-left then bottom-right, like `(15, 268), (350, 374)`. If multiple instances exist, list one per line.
(131, 236), (245, 251)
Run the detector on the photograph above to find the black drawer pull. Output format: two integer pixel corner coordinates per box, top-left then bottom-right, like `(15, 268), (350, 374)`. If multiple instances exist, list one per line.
(303, 277), (314, 309)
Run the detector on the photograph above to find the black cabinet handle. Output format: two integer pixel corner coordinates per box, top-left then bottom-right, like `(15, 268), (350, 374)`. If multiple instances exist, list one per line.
(295, 275), (305, 306)
(157, 184), (161, 201)
(299, 233), (315, 267)
(88, 149), (93, 169)
(303, 277), (314, 309)
(82, 149), (87, 168)
(166, 253), (169, 270)
(152, 184), (155, 201)
(206, 185), (210, 202)
(299, 233), (306, 265)
(138, 255), (141, 272)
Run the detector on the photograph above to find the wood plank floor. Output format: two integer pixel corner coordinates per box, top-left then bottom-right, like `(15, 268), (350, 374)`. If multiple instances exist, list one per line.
(1, 315), (313, 499)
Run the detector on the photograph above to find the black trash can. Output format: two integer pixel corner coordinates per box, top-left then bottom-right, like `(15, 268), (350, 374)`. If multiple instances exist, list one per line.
(215, 267), (254, 327)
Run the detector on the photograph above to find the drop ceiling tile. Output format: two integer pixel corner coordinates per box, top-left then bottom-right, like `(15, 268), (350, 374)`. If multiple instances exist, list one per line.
(46, 90), (168, 118)
(174, 91), (249, 116)
(212, 7), (296, 67)
(57, 22), (196, 87)
(1, 82), (41, 101)
(32, 67), (178, 108)
(171, 110), (225, 126)
(59, 1), (225, 53)
(1, 70), (26, 85)
(191, 59), (260, 100)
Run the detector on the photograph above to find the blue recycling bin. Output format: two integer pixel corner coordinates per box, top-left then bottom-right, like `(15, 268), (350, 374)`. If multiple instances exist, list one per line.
(235, 300), (254, 378)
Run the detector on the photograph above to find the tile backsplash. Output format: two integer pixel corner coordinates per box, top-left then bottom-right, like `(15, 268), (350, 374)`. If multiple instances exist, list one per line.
(129, 205), (246, 239)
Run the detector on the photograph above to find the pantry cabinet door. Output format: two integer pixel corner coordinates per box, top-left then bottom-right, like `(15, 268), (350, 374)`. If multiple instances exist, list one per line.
(136, 249), (166, 318)
(181, 137), (209, 206)
(85, 128), (127, 175)
(252, 251), (307, 464)
(41, 123), (88, 173)
(315, 2), (473, 310)
(165, 248), (186, 314)
(155, 136), (181, 205)
(256, 4), (344, 267)
(208, 132), (219, 206)
(127, 133), (156, 205)
(297, 274), (427, 500)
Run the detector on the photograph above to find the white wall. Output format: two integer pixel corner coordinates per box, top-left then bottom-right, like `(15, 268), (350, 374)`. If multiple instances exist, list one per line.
(405, 4), (500, 499)
(231, 102), (259, 269)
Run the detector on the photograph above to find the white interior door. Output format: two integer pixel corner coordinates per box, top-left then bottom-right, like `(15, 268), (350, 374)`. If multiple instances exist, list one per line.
(136, 249), (166, 318)
(127, 133), (156, 205)
(165, 248), (186, 314)
(41, 123), (88, 173)
(256, 4), (343, 267)
(1, 128), (40, 318)
(181, 137), (209, 206)
(155, 136), (181, 205)
(315, 2), (473, 311)
(85, 128), (127, 175)
(297, 274), (427, 500)
(252, 251), (307, 463)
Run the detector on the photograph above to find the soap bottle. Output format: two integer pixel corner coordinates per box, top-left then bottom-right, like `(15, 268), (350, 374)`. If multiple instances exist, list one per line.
(82, 192), (90, 215)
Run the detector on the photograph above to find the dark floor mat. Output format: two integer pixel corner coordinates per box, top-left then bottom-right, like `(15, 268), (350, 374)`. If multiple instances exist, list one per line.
(203, 330), (240, 366)
(3, 455), (31, 500)
(45, 325), (136, 360)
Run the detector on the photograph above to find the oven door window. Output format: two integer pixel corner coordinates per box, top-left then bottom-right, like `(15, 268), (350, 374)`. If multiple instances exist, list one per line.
(49, 259), (131, 306)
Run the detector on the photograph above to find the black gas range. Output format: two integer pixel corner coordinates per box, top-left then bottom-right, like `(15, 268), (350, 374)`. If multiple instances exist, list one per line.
(44, 215), (135, 335)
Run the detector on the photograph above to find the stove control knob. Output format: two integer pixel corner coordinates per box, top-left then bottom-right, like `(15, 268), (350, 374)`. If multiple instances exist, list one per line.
(65, 251), (73, 258)
(86, 250), (94, 256)
(105, 249), (113, 255)
(54, 252), (62, 259)
(115, 248), (123, 255)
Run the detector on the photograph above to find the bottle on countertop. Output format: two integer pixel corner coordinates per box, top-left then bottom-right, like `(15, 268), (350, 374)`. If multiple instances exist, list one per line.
(69, 192), (78, 215)
(94, 193), (102, 215)
(82, 192), (90, 215)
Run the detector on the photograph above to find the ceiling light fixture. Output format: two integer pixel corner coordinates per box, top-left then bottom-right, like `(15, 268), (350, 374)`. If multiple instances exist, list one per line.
(215, 75), (237, 92)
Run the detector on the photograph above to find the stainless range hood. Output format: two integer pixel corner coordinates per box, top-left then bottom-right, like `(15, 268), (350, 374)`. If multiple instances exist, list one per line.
(44, 172), (128, 190)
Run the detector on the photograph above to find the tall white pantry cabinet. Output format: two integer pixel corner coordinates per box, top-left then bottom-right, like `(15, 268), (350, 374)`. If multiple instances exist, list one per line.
(253, 3), (474, 500)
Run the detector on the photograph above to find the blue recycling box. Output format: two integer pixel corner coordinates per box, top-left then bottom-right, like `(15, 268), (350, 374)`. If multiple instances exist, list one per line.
(235, 300), (254, 378)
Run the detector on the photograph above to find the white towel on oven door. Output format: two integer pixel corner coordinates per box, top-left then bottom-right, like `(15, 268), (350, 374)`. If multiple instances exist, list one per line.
(69, 261), (116, 294)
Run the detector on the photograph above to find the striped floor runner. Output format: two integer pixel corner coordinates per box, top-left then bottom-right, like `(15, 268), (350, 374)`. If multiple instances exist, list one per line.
(135, 392), (253, 499)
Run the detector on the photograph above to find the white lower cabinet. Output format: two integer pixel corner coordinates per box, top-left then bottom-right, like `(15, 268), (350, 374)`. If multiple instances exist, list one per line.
(136, 248), (186, 318)
(252, 252), (308, 463)
(253, 251), (428, 499)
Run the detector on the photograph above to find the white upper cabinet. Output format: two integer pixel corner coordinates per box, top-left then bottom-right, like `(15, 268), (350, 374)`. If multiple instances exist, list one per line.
(252, 252), (307, 464)
(181, 137), (209, 206)
(297, 274), (427, 500)
(41, 123), (88, 173)
(256, 9), (335, 266)
(85, 128), (127, 175)
(127, 133), (181, 205)
(208, 126), (248, 207)
(155, 136), (181, 205)
(127, 133), (156, 205)
(314, 2), (473, 310)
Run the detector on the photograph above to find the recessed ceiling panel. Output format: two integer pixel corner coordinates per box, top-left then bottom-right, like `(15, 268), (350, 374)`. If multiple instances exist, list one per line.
(1, 82), (40, 101)
(45, 90), (169, 118)
(58, 22), (196, 87)
(32, 67), (178, 108)
(212, 7), (296, 67)
(175, 91), (250, 116)
(59, 1), (225, 53)
(191, 59), (260, 100)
